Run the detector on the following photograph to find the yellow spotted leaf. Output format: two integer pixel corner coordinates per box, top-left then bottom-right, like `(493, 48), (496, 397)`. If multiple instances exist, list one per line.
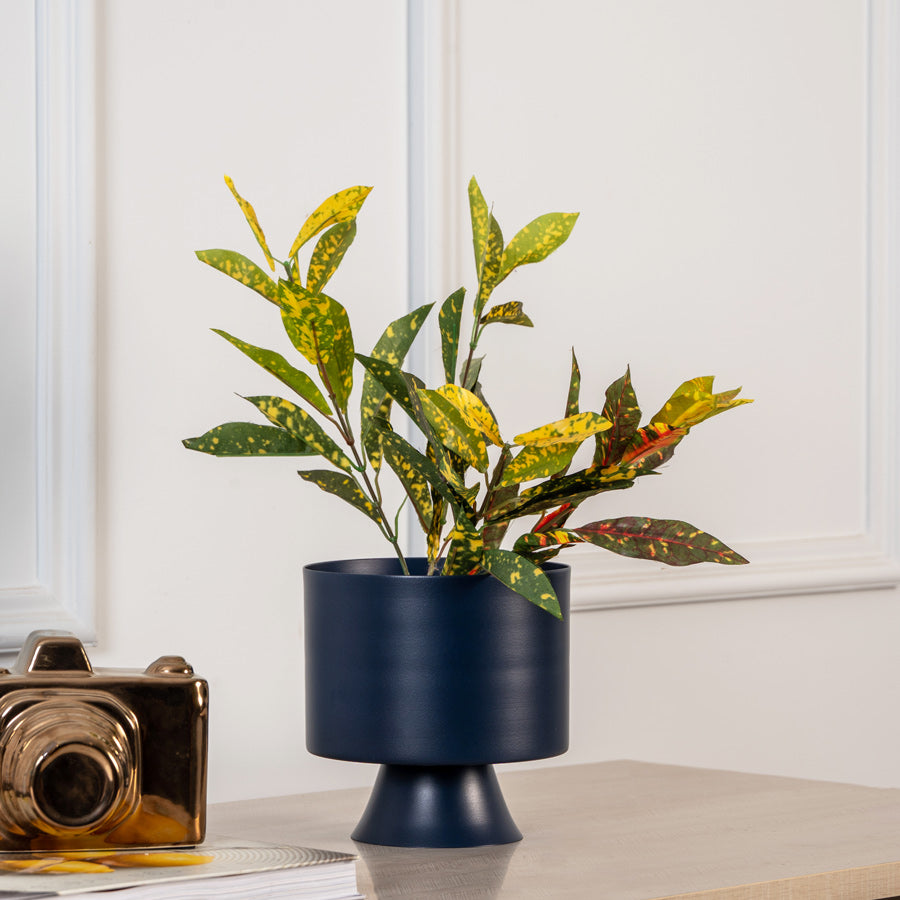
(499, 441), (580, 486)
(195, 249), (279, 305)
(439, 287), (466, 383)
(289, 185), (373, 258)
(359, 302), (434, 434)
(243, 395), (354, 473)
(514, 411), (611, 447)
(442, 518), (484, 575)
(418, 389), (489, 473)
(306, 220), (356, 294)
(279, 282), (354, 410)
(183, 422), (316, 457)
(468, 177), (490, 281)
(498, 211), (579, 282)
(298, 470), (381, 524)
(483, 549), (562, 618)
(479, 300), (533, 328)
(651, 377), (752, 429)
(435, 384), (503, 446)
(224, 176), (276, 271)
(212, 329), (332, 415)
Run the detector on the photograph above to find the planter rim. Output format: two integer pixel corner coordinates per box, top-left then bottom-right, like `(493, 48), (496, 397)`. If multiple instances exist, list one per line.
(304, 557), (569, 580)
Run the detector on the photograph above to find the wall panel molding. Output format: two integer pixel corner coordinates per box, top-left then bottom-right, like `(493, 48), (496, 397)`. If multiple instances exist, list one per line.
(0, 0), (97, 649)
(411, 0), (900, 611)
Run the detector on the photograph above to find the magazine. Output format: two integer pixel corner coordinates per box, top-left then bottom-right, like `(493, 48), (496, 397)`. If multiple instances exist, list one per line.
(0, 838), (362, 899)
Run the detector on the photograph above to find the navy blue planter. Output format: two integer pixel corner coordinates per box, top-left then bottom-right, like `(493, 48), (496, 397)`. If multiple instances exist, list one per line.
(303, 558), (570, 847)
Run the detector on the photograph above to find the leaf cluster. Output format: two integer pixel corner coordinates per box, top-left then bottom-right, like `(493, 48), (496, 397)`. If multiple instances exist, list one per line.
(185, 176), (752, 617)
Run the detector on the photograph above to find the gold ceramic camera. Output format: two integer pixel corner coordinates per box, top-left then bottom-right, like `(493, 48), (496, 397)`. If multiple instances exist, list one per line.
(0, 631), (208, 851)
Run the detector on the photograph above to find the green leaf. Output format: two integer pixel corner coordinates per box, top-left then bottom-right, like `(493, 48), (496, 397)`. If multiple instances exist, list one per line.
(359, 302), (435, 434)
(468, 177), (490, 281)
(479, 300), (533, 328)
(594, 366), (641, 468)
(306, 220), (356, 294)
(195, 250), (280, 305)
(376, 428), (435, 531)
(482, 549), (561, 618)
(297, 470), (381, 524)
(439, 287), (466, 384)
(461, 355), (484, 393)
(243, 395), (354, 473)
(418, 389), (489, 473)
(482, 488), (518, 549)
(224, 176), (276, 271)
(499, 441), (581, 486)
(443, 518), (484, 575)
(474, 214), (504, 319)
(355, 354), (424, 423)
(574, 518), (749, 566)
(651, 377), (752, 429)
(363, 396), (392, 472)
(497, 211), (579, 282)
(212, 329), (331, 416)
(183, 422), (316, 457)
(515, 411), (610, 447)
(289, 185), (373, 258)
(565, 350), (581, 418)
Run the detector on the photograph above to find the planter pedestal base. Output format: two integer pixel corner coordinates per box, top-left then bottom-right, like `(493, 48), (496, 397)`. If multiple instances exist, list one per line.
(351, 764), (522, 848)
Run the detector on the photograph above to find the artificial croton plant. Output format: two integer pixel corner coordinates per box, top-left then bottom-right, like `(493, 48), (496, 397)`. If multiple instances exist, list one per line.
(185, 176), (751, 617)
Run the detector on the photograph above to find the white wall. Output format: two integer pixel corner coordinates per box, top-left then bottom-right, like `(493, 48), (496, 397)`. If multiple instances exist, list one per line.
(6, 0), (898, 804)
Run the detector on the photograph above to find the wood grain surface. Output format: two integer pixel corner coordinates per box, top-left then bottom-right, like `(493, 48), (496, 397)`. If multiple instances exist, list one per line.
(208, 761), (900, 899)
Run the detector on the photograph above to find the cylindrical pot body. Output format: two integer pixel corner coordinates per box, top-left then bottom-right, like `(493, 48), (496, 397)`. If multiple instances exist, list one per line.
(304, 558), (569, 766)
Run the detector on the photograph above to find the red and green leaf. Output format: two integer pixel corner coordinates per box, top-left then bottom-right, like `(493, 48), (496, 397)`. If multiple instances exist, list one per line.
(513, 529), (583, 555)
(488, 467), (635, 523)
(618, 423), (686, 473)
(594, 367), (640, 467)
(574, 517), (749, 566)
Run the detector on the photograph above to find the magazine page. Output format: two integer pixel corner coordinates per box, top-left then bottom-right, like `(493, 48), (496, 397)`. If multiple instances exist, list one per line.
(0, 838), (359, 899)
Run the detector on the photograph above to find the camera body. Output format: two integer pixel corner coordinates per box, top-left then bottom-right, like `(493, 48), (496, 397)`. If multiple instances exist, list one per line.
(0, 631), (208, 851)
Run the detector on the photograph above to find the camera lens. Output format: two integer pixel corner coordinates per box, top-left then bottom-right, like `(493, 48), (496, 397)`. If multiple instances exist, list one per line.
(32, 747), (117, 828)
(0, 691), (140, 839)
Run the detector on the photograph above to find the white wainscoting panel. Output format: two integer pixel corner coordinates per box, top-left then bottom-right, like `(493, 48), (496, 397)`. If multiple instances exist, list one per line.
(0, 0), (97, 648)
(410, 0), (900, 610)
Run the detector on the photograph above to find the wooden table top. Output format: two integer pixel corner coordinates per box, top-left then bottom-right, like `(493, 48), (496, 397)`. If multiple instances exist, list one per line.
(208, 760), (900, 899)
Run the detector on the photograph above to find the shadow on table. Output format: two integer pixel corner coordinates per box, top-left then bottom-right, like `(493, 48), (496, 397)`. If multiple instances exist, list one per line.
(353, 840), (517, 899)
